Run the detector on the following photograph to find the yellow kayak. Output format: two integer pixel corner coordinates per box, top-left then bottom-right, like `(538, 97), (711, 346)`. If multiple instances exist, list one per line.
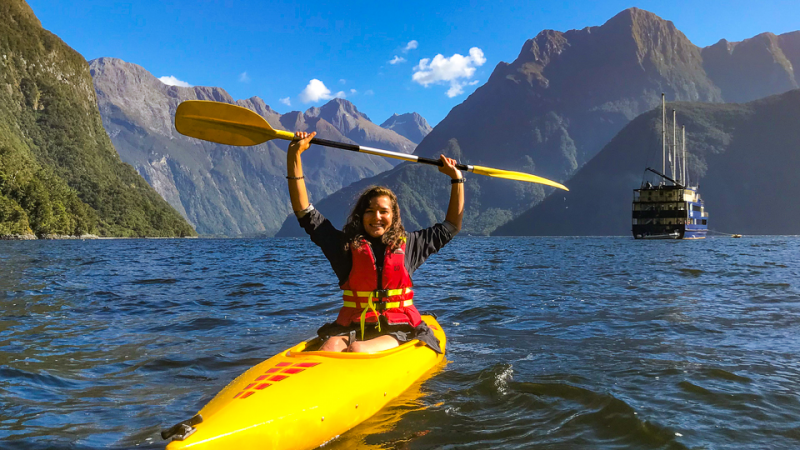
(163, 315), (446, 450)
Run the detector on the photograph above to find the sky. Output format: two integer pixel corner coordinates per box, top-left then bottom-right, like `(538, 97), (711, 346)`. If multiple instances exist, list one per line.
(26, 0), (800, 126)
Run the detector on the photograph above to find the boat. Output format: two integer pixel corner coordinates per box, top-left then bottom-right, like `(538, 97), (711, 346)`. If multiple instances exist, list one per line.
(162, 315), (447, 450)
(632, 94), (708, 240)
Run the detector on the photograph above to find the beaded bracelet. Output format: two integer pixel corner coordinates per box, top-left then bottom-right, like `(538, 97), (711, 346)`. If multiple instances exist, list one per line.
(450, 178), (466, 184)
(286, 176), (304, 180)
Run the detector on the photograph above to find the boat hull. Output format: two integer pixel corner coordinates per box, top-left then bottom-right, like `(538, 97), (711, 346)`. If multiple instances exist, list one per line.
(632, 225), (707, 240)
(165, 315), (446, 450)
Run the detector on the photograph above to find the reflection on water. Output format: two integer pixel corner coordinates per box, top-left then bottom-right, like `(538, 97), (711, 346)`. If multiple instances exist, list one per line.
(325, 362), (446, 450)
(1, 237), (800, 449)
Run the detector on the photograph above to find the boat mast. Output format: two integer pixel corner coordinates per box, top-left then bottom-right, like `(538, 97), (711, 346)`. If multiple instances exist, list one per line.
(662, 94), (666, 181)
(672, 109), (677, 184)
(682, 125), (687, 187)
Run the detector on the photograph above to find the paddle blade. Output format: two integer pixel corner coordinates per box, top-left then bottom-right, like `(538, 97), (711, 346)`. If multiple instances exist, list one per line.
(175, 101), (295, 146)
(471, 165), (569, 191)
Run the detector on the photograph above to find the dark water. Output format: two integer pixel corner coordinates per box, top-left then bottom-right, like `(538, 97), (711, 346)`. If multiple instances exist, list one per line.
(2, 237), (800, 450)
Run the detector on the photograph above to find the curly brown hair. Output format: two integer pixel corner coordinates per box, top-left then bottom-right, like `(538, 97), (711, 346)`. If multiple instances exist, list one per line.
(343, 186), (406, 251)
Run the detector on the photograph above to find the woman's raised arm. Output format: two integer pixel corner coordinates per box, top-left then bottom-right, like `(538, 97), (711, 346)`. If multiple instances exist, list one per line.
(438, 154), (464, 233)
(287, 132), (316, 214)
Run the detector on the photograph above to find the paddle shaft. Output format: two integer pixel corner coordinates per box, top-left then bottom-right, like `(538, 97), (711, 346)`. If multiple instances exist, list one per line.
(173, 100), (567, 189)
(309, 137), (471, 172)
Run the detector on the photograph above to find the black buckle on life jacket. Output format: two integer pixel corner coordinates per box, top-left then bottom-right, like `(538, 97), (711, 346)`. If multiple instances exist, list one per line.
(373, 289), (390, 298)
(161, 414), (203, 441)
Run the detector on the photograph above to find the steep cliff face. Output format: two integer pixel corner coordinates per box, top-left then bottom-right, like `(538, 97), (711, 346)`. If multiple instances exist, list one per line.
(91, 58), (418, 236)
(778, 31), (800, 71)
(0, 0), (194, 237)
(380, 112), (432, 144)
(495, 89), (800, 236)
(276, 8), (798, 237)
(702, 33), (799, 103)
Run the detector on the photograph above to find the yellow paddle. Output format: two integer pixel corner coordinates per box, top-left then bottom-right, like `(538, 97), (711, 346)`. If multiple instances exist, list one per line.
(175, 100), (568, 190)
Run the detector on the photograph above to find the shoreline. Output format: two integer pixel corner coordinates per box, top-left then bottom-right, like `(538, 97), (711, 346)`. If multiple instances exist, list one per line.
(0, 234), (198, 240)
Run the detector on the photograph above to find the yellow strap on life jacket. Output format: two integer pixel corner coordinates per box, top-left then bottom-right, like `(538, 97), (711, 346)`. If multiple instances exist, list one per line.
(342, 299), (414, 309)
(343, 288), (414, 340)
(342, 287), (411, 298)
(358, 293), (380, 341)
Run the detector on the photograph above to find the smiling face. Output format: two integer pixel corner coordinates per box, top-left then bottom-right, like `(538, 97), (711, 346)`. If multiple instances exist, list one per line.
(363, 195), (394, 238)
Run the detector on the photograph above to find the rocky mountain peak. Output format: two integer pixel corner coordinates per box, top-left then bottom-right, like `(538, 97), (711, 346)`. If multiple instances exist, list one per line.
(90, 57), (164, 92)
(236, 96), (279, 119)
(602, 8), (696, 70)
(601, 7), (680, 42)
(301, 98), (372, 137)
(707, 38), (736, 55)
(89, 57), (237, 137)
(701, 31), (798, 102)
(609, 7), (665, 28)
(516, 29), (568, 68)
(304, 106), (321, 118)
(314, 98), (370, 123)
(379, 112), (432, 144)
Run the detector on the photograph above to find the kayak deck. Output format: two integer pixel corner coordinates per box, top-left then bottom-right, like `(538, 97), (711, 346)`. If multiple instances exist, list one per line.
(166, 315), (446, 450)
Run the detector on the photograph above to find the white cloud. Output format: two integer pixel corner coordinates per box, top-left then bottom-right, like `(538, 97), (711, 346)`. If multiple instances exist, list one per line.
(299, 79), (346, 103)
(280, 97), (291, 106)
(446, 80), (480, 97)
(158, 75), (192, 87)
(339, 79), (347, 84)
(239, 71), (250, 83)
(349, 89), (357, 94)
(403, 40), (418, 53)
(412, 47), (486, 98)
(364, 89), (374, 96)
(389, 55), (406, 65)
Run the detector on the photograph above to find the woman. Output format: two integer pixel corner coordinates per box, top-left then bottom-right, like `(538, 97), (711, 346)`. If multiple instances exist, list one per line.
(287, 131), (464, 353)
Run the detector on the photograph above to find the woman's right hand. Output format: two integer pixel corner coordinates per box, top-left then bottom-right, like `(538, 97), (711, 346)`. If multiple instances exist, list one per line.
(288, 131), (316, 157)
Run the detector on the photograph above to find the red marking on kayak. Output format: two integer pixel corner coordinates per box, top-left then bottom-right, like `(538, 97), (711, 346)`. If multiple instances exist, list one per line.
(255, 375), (269, 381)
(430, 325), (439, 330)
(281, 368), (304, 374)
(269, 375), (288, 382)
(233, 391), (243, 398)
(293, 362), (321, 368)
(244, 383), (256, 390)
(276, 362), (291, 367)
(240, 391), (255, 399)
(255, 383), (272, 390)
(265, 368), (280, 374)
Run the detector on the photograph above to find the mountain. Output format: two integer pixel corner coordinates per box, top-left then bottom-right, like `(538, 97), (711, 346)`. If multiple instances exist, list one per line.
(0, 0), (194, 237)
(702, 32), (799, 103)
(494, 89), (800, 236)
(306, 99), (417, 153)
(90, 57), (416, 236)
(380, 113), (433, 144)
(276, 8), (799, 237)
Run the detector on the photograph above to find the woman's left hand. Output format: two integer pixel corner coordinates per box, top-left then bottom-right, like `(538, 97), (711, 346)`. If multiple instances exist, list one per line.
(438, 154), (463, 180)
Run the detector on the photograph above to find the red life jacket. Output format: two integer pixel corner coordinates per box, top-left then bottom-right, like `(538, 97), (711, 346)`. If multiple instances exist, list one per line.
(337, 238), (422, 330)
